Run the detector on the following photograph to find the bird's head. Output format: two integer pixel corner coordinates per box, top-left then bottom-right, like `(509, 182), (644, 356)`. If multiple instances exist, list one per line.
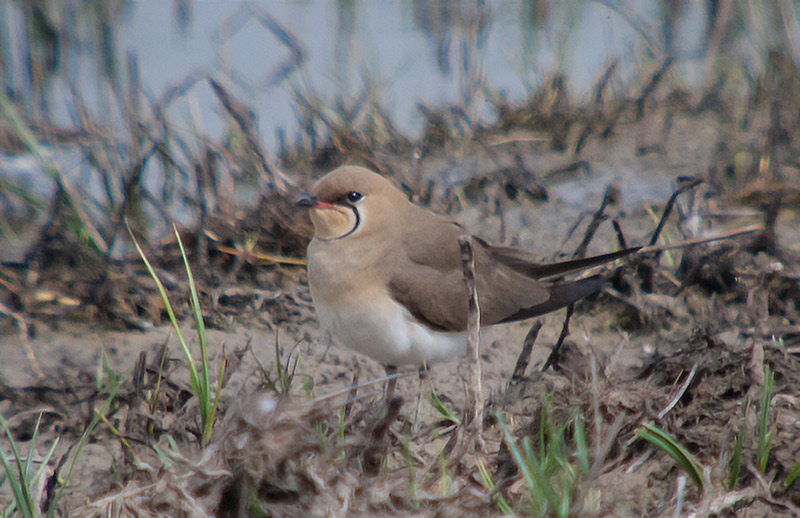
(295, 166), (408, 241)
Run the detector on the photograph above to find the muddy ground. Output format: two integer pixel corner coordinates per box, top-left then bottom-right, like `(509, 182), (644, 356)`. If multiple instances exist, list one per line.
(2, 67), (800, 516)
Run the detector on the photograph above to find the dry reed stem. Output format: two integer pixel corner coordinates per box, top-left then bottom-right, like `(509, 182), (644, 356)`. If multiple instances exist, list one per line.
(458, 235), (483, 438)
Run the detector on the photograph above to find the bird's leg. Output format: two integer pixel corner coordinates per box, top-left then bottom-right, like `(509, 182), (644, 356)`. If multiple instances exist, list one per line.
(412, 363), (429, 432)
(384, 364), (398, 402)
(418, 364), (429, 382)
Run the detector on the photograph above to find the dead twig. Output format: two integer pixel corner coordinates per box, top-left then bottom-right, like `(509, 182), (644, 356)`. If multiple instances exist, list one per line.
(612, 218), (629, 249)
(749, 196), (782, 254)
(574, 61), (618, 156)
(511, 320), (542, 382)
(573, 183), (618, 259)
(458, 235), (484, 439)
(648, 177), (703, 247)
(209, 77), (295, 193)
(657, 362), (698, 420)
(544, 182), (619, 371)
(0, 301), (43, 378)
(635, 56), (674, 120)
(542, 304), (574, 372)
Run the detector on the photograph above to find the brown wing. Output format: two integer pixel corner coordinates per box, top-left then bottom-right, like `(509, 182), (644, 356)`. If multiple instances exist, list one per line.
(385, 213), (552, 331)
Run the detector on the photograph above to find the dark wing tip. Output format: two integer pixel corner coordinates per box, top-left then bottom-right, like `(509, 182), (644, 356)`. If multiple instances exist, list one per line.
(499, 275), (606, 323)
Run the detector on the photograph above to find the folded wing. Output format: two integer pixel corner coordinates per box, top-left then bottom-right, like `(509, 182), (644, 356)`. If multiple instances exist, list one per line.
(386, 213), (630, 332)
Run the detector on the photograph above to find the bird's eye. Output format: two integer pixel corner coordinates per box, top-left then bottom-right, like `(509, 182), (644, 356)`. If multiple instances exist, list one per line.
(346, 191), (363, 203)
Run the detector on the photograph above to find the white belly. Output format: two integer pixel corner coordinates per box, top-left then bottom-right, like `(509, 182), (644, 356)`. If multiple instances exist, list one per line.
(314, 293), (467, 367)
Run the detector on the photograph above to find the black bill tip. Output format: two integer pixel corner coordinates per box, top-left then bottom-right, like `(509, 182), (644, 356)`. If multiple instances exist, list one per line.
(294, 193), (316, 207)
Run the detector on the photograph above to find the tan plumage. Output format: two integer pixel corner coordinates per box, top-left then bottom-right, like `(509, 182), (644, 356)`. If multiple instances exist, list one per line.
(296, 165), (637, 367)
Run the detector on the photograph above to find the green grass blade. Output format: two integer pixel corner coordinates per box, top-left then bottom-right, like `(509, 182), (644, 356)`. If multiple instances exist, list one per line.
(430, 428), (451, 495)
(0, 90), (106, 254)
(426, 390), (460, 425)
(172, 225), (219, 444)
(148, 345), (170, 412)
(476, 459), (513, 515)
(574, 414), (589, 474)
(785, 456), (800, 488)
(131, 224), (220, 445)
(0, 447), (27, 517)
(21, 414), (41, 502)
(498, 412), (559, 515)
(728, 399), (748, 490)
(635, 421), (704, 490)
(203, 350), (227, 446)
(173, 225), (210, 405)
(728, 431), (743, 490)
(32, 438), (59, 507)
(402, 425), (417, 501)
(297, 353), (314, 398)
(523, 436), (562, 515)
(0, 412), (36, 517)
(151, 443), (172, 466)
(497, 412), (535, 490)
(757, 365), (774, 473)
(127, 225), (202, 398)
(0, 177), (45, 211)
(16, 413), (60, 516)
(275, 333), (290, 393)
(337, 406), (346, 458)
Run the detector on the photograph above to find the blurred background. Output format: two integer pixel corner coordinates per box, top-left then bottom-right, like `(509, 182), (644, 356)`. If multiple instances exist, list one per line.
(5, 1), (796, 145)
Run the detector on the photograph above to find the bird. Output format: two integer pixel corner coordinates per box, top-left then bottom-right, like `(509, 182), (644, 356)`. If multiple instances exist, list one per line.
(295, 165), (637, 379)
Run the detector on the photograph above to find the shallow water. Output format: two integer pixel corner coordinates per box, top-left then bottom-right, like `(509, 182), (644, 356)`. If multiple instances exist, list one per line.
(114, 0), (711, 143)
(2, 1), (726, 147)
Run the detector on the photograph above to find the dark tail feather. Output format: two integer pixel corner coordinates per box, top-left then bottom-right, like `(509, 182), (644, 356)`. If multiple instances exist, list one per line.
(499, 275), (606, 323)
(487, 245), (641, 279)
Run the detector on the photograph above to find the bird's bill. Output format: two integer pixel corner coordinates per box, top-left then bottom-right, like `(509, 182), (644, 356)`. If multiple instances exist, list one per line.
(294, 193), (335, 209)
(294, 193), (316, 207)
